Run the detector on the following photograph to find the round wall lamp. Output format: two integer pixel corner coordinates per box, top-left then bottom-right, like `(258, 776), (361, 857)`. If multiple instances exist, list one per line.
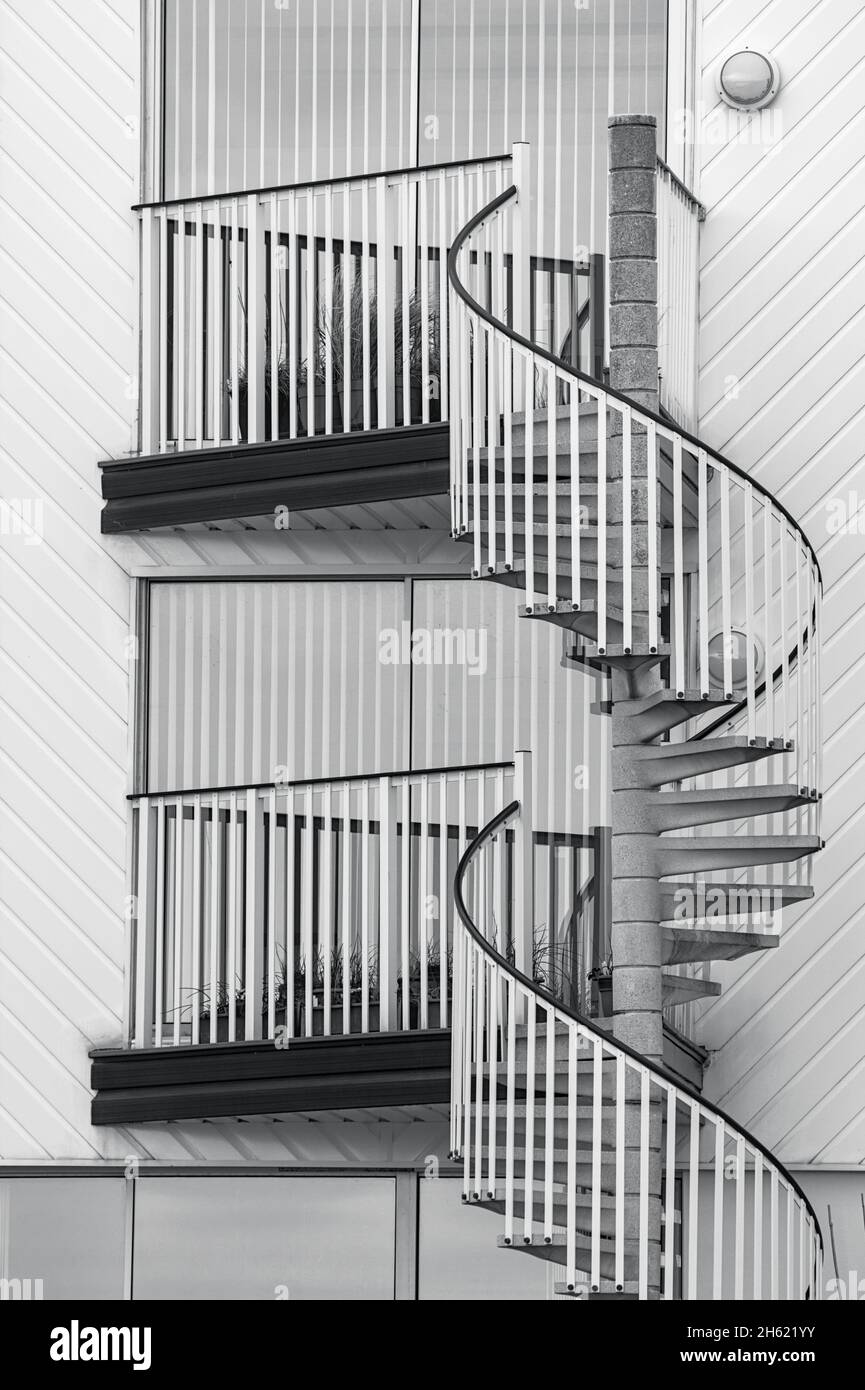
(707, 631), (765, 692)
(717, 47), (780, 111)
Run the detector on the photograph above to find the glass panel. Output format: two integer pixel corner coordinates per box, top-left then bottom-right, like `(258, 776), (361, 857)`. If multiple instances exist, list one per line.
(418, 0), (668, 255)
(418, 1176), (551, 1299)
(409, 578), (609, 834)
(132, 1177), (395, 1299)
(0, 1179), (126, 1300)
(163, 0), (414, 198)
(147, 580), (408, 791)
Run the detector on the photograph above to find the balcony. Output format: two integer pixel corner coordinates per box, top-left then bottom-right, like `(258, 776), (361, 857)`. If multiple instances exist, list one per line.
(92, 755), (611, 1123)
(101, 152), (609, 531)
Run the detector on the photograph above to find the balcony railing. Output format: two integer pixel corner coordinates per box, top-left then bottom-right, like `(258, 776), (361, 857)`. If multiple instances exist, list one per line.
(135, 152), (609, 456)
(657, 159), (705, 431)
(126, 755), (600, 1049)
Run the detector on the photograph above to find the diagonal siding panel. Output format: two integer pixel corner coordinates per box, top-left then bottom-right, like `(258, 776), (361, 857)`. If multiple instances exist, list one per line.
(693, 0), (865, 1165)
(0, 0), (137, 1159)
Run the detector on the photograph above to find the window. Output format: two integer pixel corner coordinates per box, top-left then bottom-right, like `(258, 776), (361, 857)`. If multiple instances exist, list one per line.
(147, 580), (408, 790)
(162, 0), (414, 197)
(143, 578), (609, 838)
(132, 1177), (396, 1299)
(157, 1), (669, 259)
(0, 1179), (126, 1300)
(418, 1175), (552, 1299)
(418, 0), (669, 253)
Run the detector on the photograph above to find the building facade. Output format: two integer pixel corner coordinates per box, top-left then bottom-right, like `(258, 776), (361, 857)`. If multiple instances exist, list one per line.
(0, 0), (862, 1300)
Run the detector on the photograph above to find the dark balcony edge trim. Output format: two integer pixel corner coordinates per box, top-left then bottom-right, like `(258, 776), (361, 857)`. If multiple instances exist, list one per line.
(89, 1023), (703, 1125)
(100, 425), (450, 532)
(90, 1030), (452, 1124)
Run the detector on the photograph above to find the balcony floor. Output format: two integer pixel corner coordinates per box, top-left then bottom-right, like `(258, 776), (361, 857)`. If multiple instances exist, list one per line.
(90, 1028), (452, 1126)
(100, 422), (450, 533)
(90, 1022), (704, 1125)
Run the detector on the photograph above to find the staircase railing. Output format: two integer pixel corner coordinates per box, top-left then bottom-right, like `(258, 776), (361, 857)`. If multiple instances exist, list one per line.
(452, 798), (823, 1299)
(447, 148), (824, 1296)
(657, 158), (705, 431)
(447, 159), (823, 830)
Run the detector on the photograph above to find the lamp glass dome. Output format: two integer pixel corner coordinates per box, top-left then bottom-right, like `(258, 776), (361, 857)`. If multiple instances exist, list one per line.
(720, 51), (775, 107)
(707, 631), (764, 691)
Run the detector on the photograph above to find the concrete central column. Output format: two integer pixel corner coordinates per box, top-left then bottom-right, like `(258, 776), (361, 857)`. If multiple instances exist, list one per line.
(606, 113), (664, 1068)
(604, 114), (665, 1300)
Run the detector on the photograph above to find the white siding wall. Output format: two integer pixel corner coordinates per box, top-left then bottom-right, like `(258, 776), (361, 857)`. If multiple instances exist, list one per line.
(0, 1), (606, 1164)
(693, 0), (865, 1167)
(0, 0), (138, 1160)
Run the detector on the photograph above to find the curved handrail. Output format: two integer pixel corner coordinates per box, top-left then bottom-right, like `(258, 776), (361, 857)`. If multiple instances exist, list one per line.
(454, 799), (823, 1255)
(447, 185), (822, 588)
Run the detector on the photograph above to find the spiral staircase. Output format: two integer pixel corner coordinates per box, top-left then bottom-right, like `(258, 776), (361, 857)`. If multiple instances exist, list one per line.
(446, 136), (824, 1300)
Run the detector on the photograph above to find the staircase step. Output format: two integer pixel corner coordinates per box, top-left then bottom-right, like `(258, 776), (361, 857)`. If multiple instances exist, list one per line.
(591, 646), (672, 669)
(493, 1145), (673, 1191)
(493, 1107), (630, 1143)
(485, 1083), (624, 1113)
(616, 688), (732, 740)
(554, 1282), (641, 1299)
(489, 552), (616, 588)
(655, 833), (822, 875)
(663, 926), (779, 966)
(515, 599), (627, 649)
(649, 784), (819, 832)
(497, 1232), (639, 1283)
(662, 972), (722, 1006)
(508, 402), (601, 452)
(475, 1190), (624, 1237)
(659, 879), (813, 921)
(617, 736), (787, 788)
(495, 1148), (617, 1189)
(479, 556), (625, 600)
(475, 453), (603, 486)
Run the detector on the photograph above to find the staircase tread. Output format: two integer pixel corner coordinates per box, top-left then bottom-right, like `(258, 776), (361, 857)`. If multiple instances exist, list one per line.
(492, 482), (600, 495)
(658, 833), (822, 849)
(519, 598), (626, 620)
(663, 925), (779, 965)
(482, 1104), (618, 1118)
(623, 688), (732, 714)
(661, 972), (723, 1001)
(637, 734), (785, 754)
(497, 1232), (640, 1251)
(472, 1188), (619, 1210)
(652, 784), (818, 804)
(664, 925), (778, 943)
(659, 879), (814, 897)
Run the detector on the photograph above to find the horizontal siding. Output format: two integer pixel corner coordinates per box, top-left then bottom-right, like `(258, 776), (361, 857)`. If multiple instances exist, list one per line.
(693, 0), (865, 1165)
